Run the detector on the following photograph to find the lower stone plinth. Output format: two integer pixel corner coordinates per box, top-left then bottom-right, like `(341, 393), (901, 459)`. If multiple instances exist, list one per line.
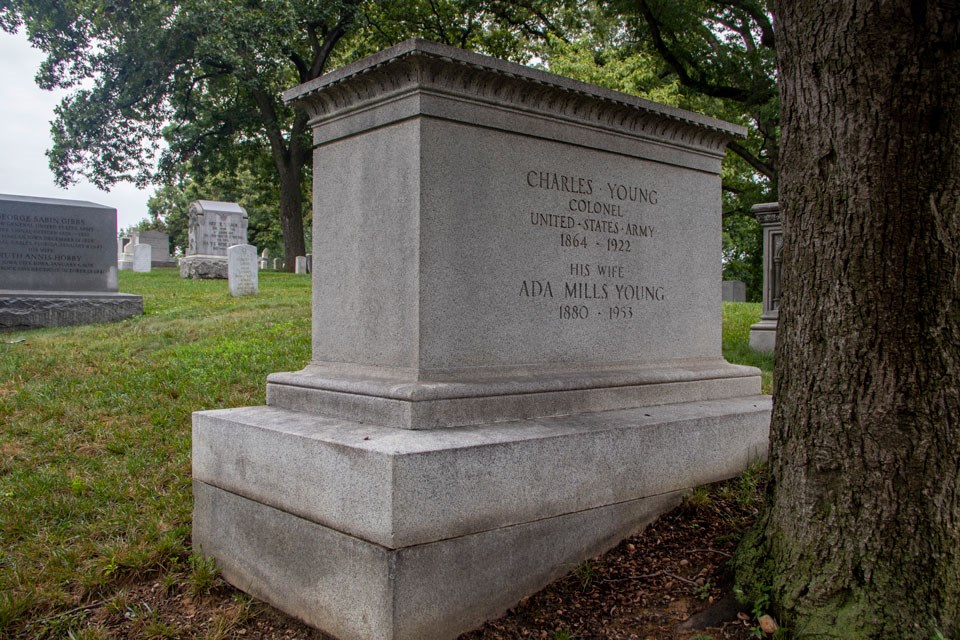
(749, 320), (777, 353)
(179, 255), (228, 279)
(193, 396), (771, 640)
(0, 290), (143, 328)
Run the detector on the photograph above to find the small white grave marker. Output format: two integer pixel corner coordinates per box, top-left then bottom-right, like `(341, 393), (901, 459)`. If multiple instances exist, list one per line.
(228, 244), (258, 296)
(132, 244), (152, 272)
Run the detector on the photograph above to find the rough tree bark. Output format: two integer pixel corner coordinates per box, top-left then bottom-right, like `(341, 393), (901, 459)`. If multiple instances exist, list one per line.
(737, 1), (960, 638)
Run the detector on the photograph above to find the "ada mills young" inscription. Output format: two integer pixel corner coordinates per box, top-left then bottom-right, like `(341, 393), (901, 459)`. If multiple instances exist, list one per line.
(518, 170), (665, 322)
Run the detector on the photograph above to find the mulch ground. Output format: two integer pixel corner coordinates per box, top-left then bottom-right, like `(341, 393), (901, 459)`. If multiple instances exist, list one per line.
(28, 476), (766, 640)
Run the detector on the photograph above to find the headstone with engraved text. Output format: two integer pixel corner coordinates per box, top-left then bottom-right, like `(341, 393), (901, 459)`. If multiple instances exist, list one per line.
(228, 244), (258, 296)
(192, 40), (770, 640)
(0, 194), (142, 327)
(179, 200), (248, 279)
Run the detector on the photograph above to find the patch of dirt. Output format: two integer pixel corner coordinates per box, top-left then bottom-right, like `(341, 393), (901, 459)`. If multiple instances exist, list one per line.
(23, 477), (764, 639)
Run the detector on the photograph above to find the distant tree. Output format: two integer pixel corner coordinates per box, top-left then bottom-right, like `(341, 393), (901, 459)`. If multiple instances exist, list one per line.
(146, 154), (292, 259)
(736, 1), (960, 637)
(1, 0), (361, 270)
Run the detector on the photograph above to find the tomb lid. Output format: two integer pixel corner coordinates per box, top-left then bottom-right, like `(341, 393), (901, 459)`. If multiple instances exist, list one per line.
(284, 38), (747, 145)
(189, 200), (247, 216)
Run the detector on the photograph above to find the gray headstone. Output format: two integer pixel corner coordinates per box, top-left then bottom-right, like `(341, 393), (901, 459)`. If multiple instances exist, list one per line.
(132, 230), (172, 265)
(294, 256), (307, 274)
(721, 280), (746, 302)
(180, 200), (248, 279)
(306, 253), (312, 274)
(193, 40), (770, 640)
(0, 194), (119, 292)
(228, 244), (258, 296)
(0, 193), (142, 327)
(131, 244), (152, 272)
(186, 201), (248, 257)
(273, 258), (281, 270)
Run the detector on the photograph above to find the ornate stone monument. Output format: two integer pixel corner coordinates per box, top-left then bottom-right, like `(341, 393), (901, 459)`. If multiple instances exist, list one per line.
(748, 202), (781, 352)
(192, 40), (770, 640)
(179, 200), (248, 279)
(0, 194), (142, 327)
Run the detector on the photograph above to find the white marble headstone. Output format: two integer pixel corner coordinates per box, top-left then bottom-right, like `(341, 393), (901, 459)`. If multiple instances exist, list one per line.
(228, 244), (258, 296)
(295, 255), (308, 274)
(132, 244), (152, 272)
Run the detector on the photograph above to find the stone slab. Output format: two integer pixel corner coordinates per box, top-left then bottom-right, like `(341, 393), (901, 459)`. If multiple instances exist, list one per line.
(194, 480), (682, 640)
(228, 244), (258, 296)
(132, 230), (175, 266)
(266, 360), (761, 429)
(0, 193), (118, 292)
(0, 290), (143, 328)
(749, 320), (777, 353)
(722, 280), (746, 302)
(294, 255), (307, 274)
(132, 244), (152, 272)
(180, 255), (228, 279)
(193, 394), (769, 640)
(193, 396), (770, 549)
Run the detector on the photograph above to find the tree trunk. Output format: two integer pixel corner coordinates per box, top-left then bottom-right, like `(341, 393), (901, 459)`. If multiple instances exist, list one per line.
(737, 2), (960, 638)
(277, 159), (306, 272)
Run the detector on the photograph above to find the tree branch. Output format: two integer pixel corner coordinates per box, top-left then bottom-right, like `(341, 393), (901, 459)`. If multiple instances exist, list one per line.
(728, 140), (775, 179)
(713, 0), (775, 48)
(635, 0), (753, 102)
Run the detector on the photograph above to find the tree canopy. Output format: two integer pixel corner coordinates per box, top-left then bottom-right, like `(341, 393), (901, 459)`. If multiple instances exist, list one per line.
(1, 0), (363, 266)
(3, 0), (774, 286)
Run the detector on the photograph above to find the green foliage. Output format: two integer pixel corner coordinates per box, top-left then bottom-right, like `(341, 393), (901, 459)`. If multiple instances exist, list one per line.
(574, 560), (598, 589)
(188, 554), (220, 596)
(145, 150), (296, 257)
(722, 214), (763, 301)
(721, 302), (773, 393)
(1, 0), (362, 262)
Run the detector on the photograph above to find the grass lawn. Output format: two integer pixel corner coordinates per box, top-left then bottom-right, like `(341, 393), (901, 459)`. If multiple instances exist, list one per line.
(0, 270), (771, 638)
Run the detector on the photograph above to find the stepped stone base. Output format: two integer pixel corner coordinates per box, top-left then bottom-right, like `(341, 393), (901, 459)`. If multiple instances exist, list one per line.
(0, 290), (143, 328)
(193, 396), (770, 640)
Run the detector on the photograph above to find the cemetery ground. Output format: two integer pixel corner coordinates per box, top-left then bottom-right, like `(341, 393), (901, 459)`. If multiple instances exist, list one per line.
(0, 269), (773, 640)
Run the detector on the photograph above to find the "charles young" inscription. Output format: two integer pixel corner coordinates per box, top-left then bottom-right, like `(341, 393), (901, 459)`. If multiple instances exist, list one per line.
(518, 169), (667, 322)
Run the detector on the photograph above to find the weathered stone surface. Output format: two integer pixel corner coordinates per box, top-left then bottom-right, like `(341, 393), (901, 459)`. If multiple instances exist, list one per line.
(179, 256), (228, 279)
(193, 396), (770, 640)
(0, 194), (142, 327)
(0, 290), (143, 328)
(228, 244), (258, 296)
(132, 244), (152, 273)
(294, 256), (307, 274)
(194, 40), (770, 640)
(195, 481), (681, 640)
(186, 201), (248, 257)
(0, 194), (118, 292)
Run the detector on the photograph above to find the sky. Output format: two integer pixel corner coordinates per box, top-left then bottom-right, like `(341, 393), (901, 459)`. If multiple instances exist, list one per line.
(0, 29), (152, 231)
